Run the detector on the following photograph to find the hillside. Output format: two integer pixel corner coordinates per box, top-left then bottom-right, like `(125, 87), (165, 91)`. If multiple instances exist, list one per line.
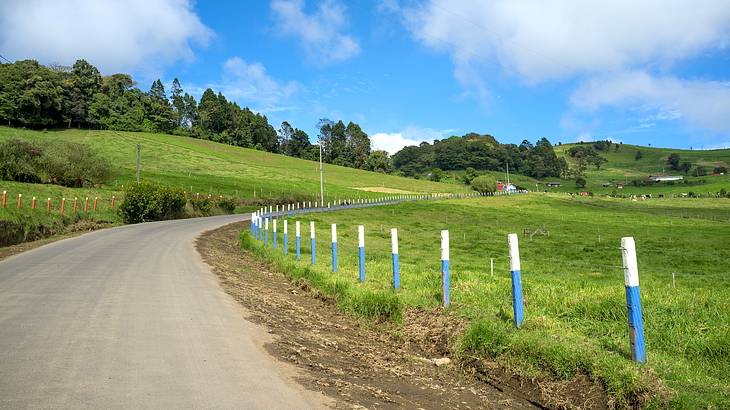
(551, 142), (730, 194)
(0, 127), (465, 200)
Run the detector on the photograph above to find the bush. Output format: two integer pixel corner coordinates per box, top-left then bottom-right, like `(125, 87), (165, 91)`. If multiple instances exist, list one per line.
(189, 196), (213, 215)
(575, 176), (587, 188)
(216, 197), (237, 214)
(119, 181), (186, 223)
(0, 138), (111, 187)
(470, 175), (494, 194)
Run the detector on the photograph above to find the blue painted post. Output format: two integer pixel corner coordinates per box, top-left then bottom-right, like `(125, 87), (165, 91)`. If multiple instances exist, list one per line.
(264, 218), (269, 247)
(295, 221), (301, 260)
(310, 221), (316, 265)
(250, 212), (255, 236)
(392, 228), (400, 289)
(508, 233), (524, 327)
(273, 218), (278, 249)
(283, 220), (288, 255)
(441, 230), (450, 307)
(358, 225), (365, 282)
(622, 237), (646, 363)
(331, 224), (338, 273)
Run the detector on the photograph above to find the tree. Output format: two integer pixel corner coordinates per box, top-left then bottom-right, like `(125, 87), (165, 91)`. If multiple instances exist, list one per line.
(278, 121), (294, 155)
(635, 150), (643, 160)
(67, 59), (102, 127)
(363, 150), (391, 173)
(679, 161), (692, 174)
(667, 153), (681, 170)
(345, 121), (371, 169)
(429, 168), (444, 182)
(470, 175), (494, 194)
(462, 167), (478, 184)
(713, 166), (727, 174)
(170, 78), (185, 127)
(576, 176), (587, 188)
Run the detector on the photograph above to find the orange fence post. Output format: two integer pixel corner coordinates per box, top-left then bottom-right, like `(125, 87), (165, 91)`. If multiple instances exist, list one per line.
(17, 193), (22, 209)
(111, 195), (116, 209)
(84, 197), (89, 213)
(32, 197), (36, 210)
(47, 198), (51, 212)
(61, 198), (66, 214)
(73, 197), (77, 213)
(1, 190), (6, 208)
(93, 197), (98, 212)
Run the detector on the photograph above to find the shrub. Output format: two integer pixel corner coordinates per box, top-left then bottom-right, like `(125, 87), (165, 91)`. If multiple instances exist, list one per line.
(0, 138), (111, 187)
(470, 175), (494, 194)
(40, 140), (112, 187)
(190, 196), (213, 215)
(575, 176), (587, 188)
(216, 197), (237, 214)
(0, 139), (44, 183)
(119, 181), (186, 223)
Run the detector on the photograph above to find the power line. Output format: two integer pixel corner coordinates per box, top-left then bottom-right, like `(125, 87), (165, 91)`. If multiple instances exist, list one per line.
(0, 53), (12, 63)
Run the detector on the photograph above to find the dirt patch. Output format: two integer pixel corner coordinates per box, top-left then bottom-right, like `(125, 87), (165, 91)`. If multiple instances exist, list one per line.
(354, 187), (417, 194)
(197, 222), (611, 409)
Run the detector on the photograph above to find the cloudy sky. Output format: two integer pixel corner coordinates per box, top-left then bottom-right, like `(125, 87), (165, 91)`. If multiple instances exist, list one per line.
(2, 0), (729, 152)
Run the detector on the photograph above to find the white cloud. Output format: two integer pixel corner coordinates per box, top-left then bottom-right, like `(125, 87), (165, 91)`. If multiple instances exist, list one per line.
(270, 0), (360, 64)
(571, 71), (730, 134)
(0, 0), (212, 74)
(220, 57), (300, 108)
(371, 126), (457, 154)
(401, 1), (730, 137)
(404, 1), (730, 83)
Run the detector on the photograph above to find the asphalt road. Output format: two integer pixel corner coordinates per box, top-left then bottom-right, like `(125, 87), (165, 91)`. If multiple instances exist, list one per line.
(0, 215), (326, 409)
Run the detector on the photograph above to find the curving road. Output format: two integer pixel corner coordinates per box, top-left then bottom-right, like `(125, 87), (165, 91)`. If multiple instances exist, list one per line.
(0, 215), (326, 409)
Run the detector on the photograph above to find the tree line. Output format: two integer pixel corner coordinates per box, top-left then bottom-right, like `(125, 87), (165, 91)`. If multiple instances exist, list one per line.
(0, 59), (391, 172)
(392, 133), (568, 180)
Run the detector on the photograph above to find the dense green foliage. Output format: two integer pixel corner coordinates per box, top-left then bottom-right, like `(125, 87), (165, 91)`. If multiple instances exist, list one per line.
(118, 181), (186, 223)
(392, 134), (567, 179)
(0, 138), (111, 187)
(0, 59), (382, 174)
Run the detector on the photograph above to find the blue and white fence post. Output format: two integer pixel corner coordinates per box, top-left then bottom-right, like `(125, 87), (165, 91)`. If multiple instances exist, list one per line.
(392, 228), (400, 289)
(441, 230), (450, 307)
(331, 224), (338, 273)
(250, 212), (255, 236)
(621, 237), (646, 363)
(273, 218), (278, 249)
(358, 225), (365, 282)
(283, 220), (288, 255)
(310, 221), (316, 265)
(295, 221), (301, 260)
(264, 217), (269, 247)
(508, 233), (524, 327)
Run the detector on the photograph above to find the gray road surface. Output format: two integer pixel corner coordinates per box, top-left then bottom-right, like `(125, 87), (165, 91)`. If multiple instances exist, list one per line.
(0, 215), (326, 409)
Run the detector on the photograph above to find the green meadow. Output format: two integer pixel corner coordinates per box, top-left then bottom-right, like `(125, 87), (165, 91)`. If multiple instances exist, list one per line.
(243, 193), (730, 408)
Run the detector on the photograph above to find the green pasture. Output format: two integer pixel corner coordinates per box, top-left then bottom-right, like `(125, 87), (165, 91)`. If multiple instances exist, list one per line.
(244, 193), (730, 408)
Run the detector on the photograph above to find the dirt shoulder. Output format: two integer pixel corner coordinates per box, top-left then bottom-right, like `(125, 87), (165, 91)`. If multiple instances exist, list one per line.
(199, 222), (597, 409)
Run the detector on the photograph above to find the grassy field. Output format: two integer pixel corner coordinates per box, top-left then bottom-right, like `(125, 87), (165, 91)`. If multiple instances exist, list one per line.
(243, 193), (730, 408)
(0, 127), (464, 244)
(0, 127), (465, 200)
(552, 143), (730, 195)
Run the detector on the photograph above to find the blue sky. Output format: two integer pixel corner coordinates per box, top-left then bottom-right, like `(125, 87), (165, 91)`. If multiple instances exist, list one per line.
(2, 0), (730, 152)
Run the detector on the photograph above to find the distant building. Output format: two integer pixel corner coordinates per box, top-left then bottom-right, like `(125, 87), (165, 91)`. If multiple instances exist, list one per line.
(649, 175), (683, 182)
(496, 181), (516, 192)
(546, 182), (561, 187)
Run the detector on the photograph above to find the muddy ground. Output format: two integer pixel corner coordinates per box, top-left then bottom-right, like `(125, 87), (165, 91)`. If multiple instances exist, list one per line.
(197, 222), (608, 409)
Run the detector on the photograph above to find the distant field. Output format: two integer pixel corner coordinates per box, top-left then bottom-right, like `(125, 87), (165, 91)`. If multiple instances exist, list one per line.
(245, 194), (730, 408)
(553, 143), (730, 195)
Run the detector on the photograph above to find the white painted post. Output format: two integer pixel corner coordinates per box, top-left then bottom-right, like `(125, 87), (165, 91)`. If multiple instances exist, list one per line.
(331, 224), (338, 272)
(508, 233), (524, 327)
(391, 228), (400, 289)
(441, 230), (450, 306)
(621, 237), (646, 363)
(358, 225), (365, 282)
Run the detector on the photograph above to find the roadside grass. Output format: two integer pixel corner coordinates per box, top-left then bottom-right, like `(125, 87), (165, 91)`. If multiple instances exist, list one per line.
(241, 194), (730, 408)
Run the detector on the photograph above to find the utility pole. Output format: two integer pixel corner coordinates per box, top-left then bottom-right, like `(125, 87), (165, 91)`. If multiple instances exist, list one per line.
(136, 143), (141, 183)
(506, 161), (511, 195)
(319, 144), (324, 206)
